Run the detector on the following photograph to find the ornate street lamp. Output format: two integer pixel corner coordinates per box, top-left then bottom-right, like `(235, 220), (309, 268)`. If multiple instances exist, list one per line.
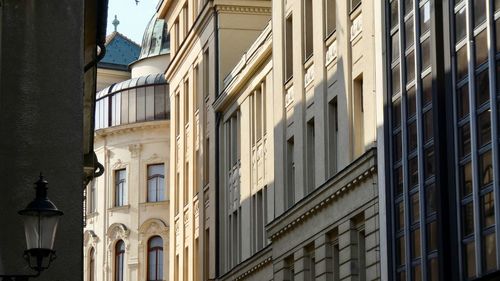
(0, 174), (63, 281)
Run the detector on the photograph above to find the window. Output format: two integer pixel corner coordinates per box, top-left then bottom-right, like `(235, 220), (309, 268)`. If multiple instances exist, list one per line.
(351, 0), (361, 12)
(252, 82), (266, 144)
(148, 164), (165, 202)
(285, 255), (295, 281)
(328, 99), (338, 176)
(148, 236), (163, 281)
(325, 0), (336, 37)
(115, 169), (126, 207)
(286, 137), (295, 209)
(356, 226), (366, 281)
(252, 188), (267, 253)
(285, 15), (294, 81)
(352, 75), (364, 157)
(184, 162), (190, 206)
(115, 240), (125, 281)
(306, 119), (315, 193)
(89, 248), (95, 281)
(327, 231), (340, 281)
(175, 93), (180, 137)
(184, 79), (190, 125)
(303, 0), (313, 60)
(305, 244), (315, 281)
(203, 49), (210, 99)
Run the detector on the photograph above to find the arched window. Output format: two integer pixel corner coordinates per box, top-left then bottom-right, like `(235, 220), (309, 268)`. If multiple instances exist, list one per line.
(147, 236), (163, 281)
(89, 247), (95, 281)
(115, 240), (125, 281)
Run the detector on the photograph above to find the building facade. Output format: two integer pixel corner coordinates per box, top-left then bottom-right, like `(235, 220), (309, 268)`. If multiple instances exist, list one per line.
(382, 0), (500, 280)
(157, 0), (383, 280)
(156, 1), (271, 281)
(83, 17), (171, 281)
(215, 0), (382, 280)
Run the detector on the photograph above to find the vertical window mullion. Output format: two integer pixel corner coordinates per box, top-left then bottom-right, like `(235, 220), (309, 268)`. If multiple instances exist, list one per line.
(466, 0), (484, 276)
(399, 0), (412, 278)
(414, 0), (428, 278)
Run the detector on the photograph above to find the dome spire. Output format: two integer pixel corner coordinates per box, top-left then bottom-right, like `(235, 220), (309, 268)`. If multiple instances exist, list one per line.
(112, 15), (120, 32)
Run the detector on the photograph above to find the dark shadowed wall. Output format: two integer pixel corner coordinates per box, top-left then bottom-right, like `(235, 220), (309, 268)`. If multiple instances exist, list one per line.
(0, 0), (84, 280)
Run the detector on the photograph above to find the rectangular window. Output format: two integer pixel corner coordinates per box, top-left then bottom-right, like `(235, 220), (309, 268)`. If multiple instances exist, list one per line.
(306, 119), (315, 193)
(203, 49), (210, 99)
(194, 238), (200, 281)
(328, 99), (338, 176)
(305, 244), (315, 281)
(147, 164), (165, 202)
(357, 228), (366, 281)
(175, 172), (180, 214)
(174, 19), (180, 51)
(184, 162), (190, 206)
(204, 138), (210, 186)
(303, 0), (313, 60)
(285, 255), (295, 281)
(252, 189), (265, 253)
(352, 74), (364, 157)
(115, 169), (126, 207)
(328, 231), (340, 281)
(286, 137), (295, 209)
(184, 247), (189, 281)
(175, 93), (180, 136)
(194, 65), (200, 111)
(285, 15), (294, 81)
(325, 0), (336, 38)
(184, 79), (190, 125)
(183, 4), (189, 40)
(351, 0), (361, 12)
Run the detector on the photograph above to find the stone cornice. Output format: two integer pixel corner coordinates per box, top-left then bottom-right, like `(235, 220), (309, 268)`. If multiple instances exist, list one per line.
(267, 149), (377, 241)
(215, 5), (271, 14)
(95, 120), (169, 138)
(219, 246), (273, 281)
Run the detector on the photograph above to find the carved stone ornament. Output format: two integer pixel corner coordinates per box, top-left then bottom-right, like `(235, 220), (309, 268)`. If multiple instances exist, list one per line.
(139, 218), (169, 238)
(84, 230), (100, 249)
(106, 223), (130, 242)
(129, 143), (142, 158)
(112, 159), (127, 170)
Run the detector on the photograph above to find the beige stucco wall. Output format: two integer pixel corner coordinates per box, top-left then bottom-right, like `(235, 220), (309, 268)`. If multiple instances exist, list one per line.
(96, 68), (131, 91)
(131, 54), (171, 78)
(83, 120), (170, 281)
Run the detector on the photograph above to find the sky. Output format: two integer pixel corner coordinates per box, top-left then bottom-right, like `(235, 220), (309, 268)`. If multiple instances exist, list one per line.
(106, 0), (160, 45)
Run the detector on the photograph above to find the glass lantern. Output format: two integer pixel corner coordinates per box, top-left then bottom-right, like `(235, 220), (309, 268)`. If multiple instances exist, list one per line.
(18, 175), (63, 272)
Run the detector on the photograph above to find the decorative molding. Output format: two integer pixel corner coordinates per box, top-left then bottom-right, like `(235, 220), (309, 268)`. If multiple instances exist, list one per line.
(129, 144), (142, 158)
(350, 15), (363, 41)
(84, 230), (100, 250)
(216, 5), (271, 15)
(112, 159), (127, 170)
(325, 40), (338, 66)
(145, 153), (160, 163)
(106, 223), (130, 241)
(304, 64), (315, 88)
(95, 120), (169, 138)
(139, 218), (169, 237)
(234, 257), (273, 281)
(269, 166), (377, 241)
(285, 85), (294, 108)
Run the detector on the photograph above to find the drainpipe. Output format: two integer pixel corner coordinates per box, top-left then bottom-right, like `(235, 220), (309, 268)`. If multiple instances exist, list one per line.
(213, 5), (221, 279)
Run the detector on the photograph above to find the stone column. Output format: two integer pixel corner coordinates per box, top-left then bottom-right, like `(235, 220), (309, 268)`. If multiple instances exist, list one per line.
(364, 204), (380, 281)
(315, 235), (331, 281)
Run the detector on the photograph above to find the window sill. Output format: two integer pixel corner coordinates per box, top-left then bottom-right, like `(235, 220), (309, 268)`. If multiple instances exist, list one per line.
(140, 201), (169, 208)
(349, 4), (362, 20)
(108, 205), (130, 212)
(325, 31), (337, 46)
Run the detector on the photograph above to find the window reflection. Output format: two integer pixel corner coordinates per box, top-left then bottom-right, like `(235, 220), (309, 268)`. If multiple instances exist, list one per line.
(459, 124), (471, 158)
(463, 202), (475, 236)
(465, 241), (476, 279)
(420, 2), (430, 34)
(405, 17), (414, 48)
(477, 110), (491, 148)
(455, 7), (467, 43)
(474, 0), (487, 28)
(457, 46), (468, 81)
(411, 228), (421, 259)
(482, 192), (495, 228)
(479, 150), (493, 188)
(460, 162), (473, 197)
(475, 70), (490, 107)
(457, 83), (469, 119)
(407, 87), (416, 117)
(475, 29), (488, 66)
(484, 233), (497, 272)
